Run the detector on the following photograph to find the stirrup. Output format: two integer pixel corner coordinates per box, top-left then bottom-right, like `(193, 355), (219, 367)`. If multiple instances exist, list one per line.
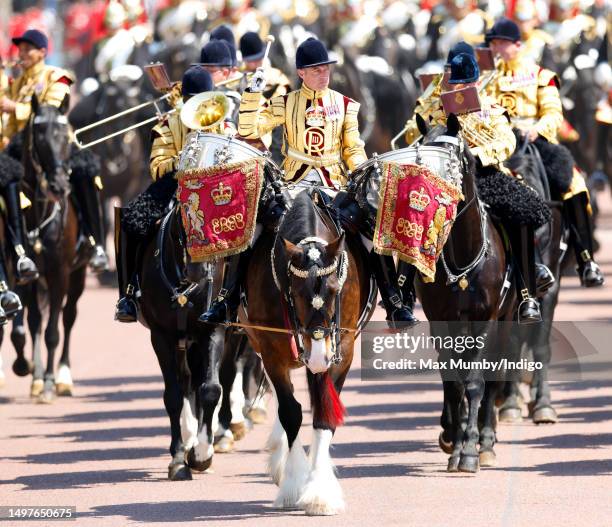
(535, 264), (555, 294)
(579, 260), (604, 288)
(16, 251), (39, 285)
(518, 289), (542, 325)
(89, 245), (110, 273)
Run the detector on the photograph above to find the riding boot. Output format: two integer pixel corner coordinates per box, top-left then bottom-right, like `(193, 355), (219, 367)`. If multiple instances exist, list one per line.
(397, 258), (418, 319)
(71, 174), (109, 273)
(199, 252), (245, 324)
(114, 207), (139, 323)
(3, 182), (39, 285)
(565, 193), (604, 287)
(0, 246), (22, 323)
(370, 252), (418, 328)
(511, 225), (542, 324)
(534, 248), (556, 295)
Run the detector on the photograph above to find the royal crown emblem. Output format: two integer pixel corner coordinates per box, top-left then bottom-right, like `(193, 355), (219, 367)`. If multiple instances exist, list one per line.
(455, 92), (464, 104)
(305, 105), (326, 127)
(211, 181), (233, 206)
(409, 186), (431, 212)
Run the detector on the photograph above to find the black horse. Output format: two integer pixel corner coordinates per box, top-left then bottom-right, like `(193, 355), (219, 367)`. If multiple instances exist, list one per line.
(412, 115), (523, 472)
(498, 135), (569, 424)
(9, 95), (89, 403)
(132, 202), (225, 480)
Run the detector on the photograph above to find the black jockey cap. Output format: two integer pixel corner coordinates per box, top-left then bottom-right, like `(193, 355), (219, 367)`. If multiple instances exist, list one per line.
(240, 31), (265, 62)
(181, 66), (214, 97)
(446, 41), (475, 66)
(485, 18), (521, 44)
(199, 40), (232, 67)
(12, 29), (48, 49)
(448, 53), (480, 84)
(210, 25), (237, 67)
(295, 37), (337, 69)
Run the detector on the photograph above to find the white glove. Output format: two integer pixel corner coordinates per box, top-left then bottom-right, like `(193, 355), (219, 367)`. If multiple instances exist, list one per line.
(249, 67), (266, 93)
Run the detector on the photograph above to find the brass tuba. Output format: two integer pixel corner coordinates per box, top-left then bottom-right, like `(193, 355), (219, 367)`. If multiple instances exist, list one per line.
(180, 91), (230, 130)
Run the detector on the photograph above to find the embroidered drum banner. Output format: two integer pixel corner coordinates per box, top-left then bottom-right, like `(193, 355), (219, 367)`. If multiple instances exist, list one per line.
(177, 159), (264, 262)
(373, 162), (464, 282)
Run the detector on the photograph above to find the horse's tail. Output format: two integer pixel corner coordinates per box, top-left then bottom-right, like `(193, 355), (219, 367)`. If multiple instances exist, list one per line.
(307, 370), (346, 430)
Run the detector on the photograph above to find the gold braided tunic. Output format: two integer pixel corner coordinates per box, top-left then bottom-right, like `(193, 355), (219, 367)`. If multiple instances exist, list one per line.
(149, 113), (236, 181)
(404, 73), (445, 145)
(486, 56), (562, 144)
(238, 84), (367, 186)
(404, 88), (516, 170)
(3, 62), (74, 142)
(487, 55), (587, 199)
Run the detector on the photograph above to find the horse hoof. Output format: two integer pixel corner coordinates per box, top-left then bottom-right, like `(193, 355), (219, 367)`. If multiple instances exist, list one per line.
(30, 379), (44, 397)
(214, 436), (235, 453)
(438, 430), (454, 454)
(247, 407), (267, 424)
(168, 463), (192, 481)
(533, 406), (558, 424)
(186, 449), (213, 472)
(498, 407), (522, 423)
(447, 456), (460, 472)
(37, 389), (55, 404)
(458, 455), (479, 473)
(479, 450), (497, 467)
(13, 357), (33, 377)
(55, 383), (73, 397)
(230, 421), (247, 441)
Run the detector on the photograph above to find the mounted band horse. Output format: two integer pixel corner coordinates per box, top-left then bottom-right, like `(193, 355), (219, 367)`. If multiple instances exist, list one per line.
(6, 95), (97, 403)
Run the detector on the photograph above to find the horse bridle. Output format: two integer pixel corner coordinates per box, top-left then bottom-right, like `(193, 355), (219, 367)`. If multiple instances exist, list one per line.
(272, 234), (349, 365)
(427, 133), (490, 287)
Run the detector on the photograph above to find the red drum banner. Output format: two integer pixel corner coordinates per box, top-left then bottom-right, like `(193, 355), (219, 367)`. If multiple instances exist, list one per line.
(177, 159), (264, 262)
(373, 162), (464, 282)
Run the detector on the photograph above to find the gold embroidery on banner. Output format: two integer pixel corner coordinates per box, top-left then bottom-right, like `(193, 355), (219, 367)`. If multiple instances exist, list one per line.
(212, 213), (245, 234)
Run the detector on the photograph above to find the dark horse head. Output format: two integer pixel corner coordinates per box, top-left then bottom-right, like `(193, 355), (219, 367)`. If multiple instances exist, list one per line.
(276, 191), (346, 374)
(27, 93), (71, 196)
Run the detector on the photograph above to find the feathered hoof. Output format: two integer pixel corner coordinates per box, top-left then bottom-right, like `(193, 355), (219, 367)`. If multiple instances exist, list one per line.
(13, 357), (32, 377)
(214, 435), (235, 453)
(438, 430), (454, 454)
(55, 383), (73, 396)
(458, 454), (479, 473)
(30, 379), (44, 397)
(37, 388), (55, 404)
(298, 472), (345, 516)
(498, 407), (523, 423)
(447, 456), (460, 472)
(168, 462), (193, 481)
(479, 449), (497, 467)
(230, 421), (247, 441)
(532, 406), (558, 424)
(186, 449), (213, 472)
(247, 407), (268, 424)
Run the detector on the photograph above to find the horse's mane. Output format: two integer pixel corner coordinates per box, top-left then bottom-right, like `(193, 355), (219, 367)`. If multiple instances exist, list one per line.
(278, 190), (320, 244)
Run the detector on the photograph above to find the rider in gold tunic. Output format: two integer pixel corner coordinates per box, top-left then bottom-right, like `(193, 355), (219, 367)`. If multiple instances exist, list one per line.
(486, 18), (604, 288)
(115, 67), (229, 322)
(1, 30), (110, 277)
(200, 38), (417, 326)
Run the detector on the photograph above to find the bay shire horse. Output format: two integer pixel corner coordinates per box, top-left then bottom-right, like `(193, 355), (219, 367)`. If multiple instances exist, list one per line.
(134, 202), (224, 480)
(10, 95), (89, 403)
(242, 189), (371, 515)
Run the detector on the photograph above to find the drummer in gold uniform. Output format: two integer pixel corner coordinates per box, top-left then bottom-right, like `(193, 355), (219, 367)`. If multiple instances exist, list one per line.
(115, 67), (231, 322)
(486, 18), (604, 288)
(201, 37), (417, 326)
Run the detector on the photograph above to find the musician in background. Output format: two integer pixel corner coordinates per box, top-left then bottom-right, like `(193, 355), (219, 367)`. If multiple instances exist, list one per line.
(239, 31), (291, 159)
(486, 18), (604, 288)
(0, 30), (108, 282)
(115, 67), (227, 322)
